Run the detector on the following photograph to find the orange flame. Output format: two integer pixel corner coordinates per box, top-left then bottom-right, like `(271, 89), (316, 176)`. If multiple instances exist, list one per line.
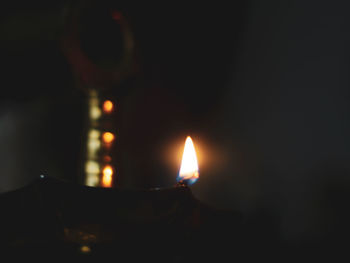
(178, 136), (199, 185)
(101, 165), (114, 188)
(102, 132), (115, 144)
(103, 100), (114, 114)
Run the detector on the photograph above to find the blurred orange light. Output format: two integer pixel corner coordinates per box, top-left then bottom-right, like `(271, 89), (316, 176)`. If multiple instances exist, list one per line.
(103, 100), (114, 113)
(80, 245), (91, 254)
(102, 165), (114, 188)
(102, 132), (115, 144)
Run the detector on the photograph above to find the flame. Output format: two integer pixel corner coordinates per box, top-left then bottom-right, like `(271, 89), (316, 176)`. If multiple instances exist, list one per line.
(102, 165), (114, 187)
(102, 132), (115, 144)
(177, 136), (199, 185)
(103, 100), (114, 114)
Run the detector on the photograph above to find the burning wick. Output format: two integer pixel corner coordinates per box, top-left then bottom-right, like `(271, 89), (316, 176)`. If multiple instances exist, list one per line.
(177, 136), (199, 186)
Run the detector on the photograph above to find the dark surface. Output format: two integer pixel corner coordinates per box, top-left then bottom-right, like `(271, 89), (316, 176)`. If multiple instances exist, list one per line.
(0, 177), (347, 261)
(0, 177), (251, 261)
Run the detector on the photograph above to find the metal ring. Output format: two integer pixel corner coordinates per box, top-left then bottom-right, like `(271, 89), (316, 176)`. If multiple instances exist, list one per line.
(61, 1), (135, 91)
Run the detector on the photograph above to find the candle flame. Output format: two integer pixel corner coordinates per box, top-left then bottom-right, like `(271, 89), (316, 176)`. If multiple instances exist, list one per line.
(103, 100), (114, 114)
(177, 136), (199, 185)
(102, 132), (115, 144)
(102, 165), (114, 188)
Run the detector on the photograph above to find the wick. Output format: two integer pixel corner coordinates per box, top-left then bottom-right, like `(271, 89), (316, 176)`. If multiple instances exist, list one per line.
(176, 180), (189, 188)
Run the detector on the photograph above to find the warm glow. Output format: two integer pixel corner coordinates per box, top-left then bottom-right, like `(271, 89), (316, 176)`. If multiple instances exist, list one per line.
(178, 136), (199, 185)
(103, 100), (114, 113)
(87, 139), (101, 155)
(89, 94), (101, 119)
(85, 161), (100, 174)
(90, 106), (101, 119)
(85, 174), (99, 187)
(88, 129), (100, 139)
(80, 245), (91, 254)
(102, 132), (115, 144)
(102, 165), (114, 187)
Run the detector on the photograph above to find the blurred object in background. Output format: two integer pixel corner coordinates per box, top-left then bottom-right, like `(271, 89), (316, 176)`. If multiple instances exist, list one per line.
(61, 0), (135, 188)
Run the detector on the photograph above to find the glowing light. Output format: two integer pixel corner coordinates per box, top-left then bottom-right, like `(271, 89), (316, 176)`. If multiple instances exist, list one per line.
(85, 174), (100, 187)
(88, 129), (100, 139)
(102, 165), (114, 188)
(103, 100), (114, 114)
(90, 106), (101, 119)
(102, 132), (115, 144)
(88, 93), (101, 119)
(85, 161), (100, 174)
(87, 129), (101, 156)
(80, 245), (91, 254)
(87, 139), (101, 155)
(177, 136), (199, 185)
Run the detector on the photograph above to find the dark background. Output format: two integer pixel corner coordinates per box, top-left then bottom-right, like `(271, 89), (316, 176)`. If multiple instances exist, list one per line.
(0, 0), (350, 249)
